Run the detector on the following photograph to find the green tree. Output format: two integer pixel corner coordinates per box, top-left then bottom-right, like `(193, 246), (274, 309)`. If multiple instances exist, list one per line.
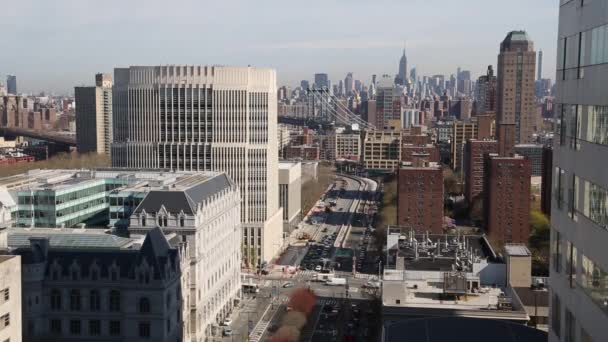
(529, 210), (550, 250)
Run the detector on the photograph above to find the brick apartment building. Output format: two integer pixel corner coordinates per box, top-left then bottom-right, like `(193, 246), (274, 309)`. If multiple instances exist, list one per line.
(397, 158), (444, 234)
(464, 139), (498, 204)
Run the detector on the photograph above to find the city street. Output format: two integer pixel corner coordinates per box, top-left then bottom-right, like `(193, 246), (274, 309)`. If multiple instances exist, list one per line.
(219, 173), (380, 341)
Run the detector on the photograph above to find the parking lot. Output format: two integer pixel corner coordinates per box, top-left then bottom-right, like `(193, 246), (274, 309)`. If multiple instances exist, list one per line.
(300, 232), (338, 271)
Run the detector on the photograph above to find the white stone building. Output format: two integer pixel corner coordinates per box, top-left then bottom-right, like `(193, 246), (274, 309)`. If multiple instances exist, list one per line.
(0, 227), (21, 342)
(127, 172), (242, 341)
(279, 162), (302, 234)
(110, 65), (283, 264)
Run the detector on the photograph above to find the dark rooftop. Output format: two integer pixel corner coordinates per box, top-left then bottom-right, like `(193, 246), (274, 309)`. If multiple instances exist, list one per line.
(384, 317), (547, 342)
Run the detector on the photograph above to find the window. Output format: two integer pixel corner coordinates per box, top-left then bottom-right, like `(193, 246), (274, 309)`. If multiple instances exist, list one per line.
(581, 254), (608, 311)
(565, 308), (575, 342)
(163, 217), (168, 227)
(89, 290), (100, 311)
(551, 293), (561, 337)
(586, 105), (608, 146)
(69, 320), (81, 335)
(552, 230), (562, 273)
(142, 216), (146, 226)
(109, 290), (121, 311)
(0, 288), (8, 304)
(166, 293), (172, 309)
(554, 167), (566, 209)
(581, 179), (608, 227)
(180, 216), (185, 227)
(167, 318), (171, 333)
(139, 322), (151, 338)
(89, 320), (101, 336)
(109, 320), (121, 336)
(50, 319), (61, 335)
(139, 297), (150, 313)
(0, 314), (9, 330)
(70, 290), (81, 311)
(50, 289), (61, 311)
(566, 241), (577, 288)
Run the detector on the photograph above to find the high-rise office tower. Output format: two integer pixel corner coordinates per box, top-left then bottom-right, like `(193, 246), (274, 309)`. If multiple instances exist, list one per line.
(497, 31), (538, 151)
(111, 65), (283, 263)
(398, 47), (408, 85)
(476, 65), (498, 115)
(549, 1), (608, 341)
(74, 73), (113, 155)
(338, 80), (344, 96)
(300, 80), (310, 90)
(537, 50), (543, 81)
(314, 73), (329, 90)
(344, 72), (354, 96)
(6, 75), (17, 95)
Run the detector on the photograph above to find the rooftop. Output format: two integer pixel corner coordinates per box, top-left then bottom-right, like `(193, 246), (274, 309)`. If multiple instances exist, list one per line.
(7, 227), (145, 250)
(504, 244), (531, 257)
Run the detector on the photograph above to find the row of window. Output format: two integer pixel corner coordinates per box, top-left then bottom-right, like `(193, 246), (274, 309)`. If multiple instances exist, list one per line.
(554, 167), (608, 228)
(551, 292), (594, 342)
(552, 231), (608, 314)
(557, 104), (608, 148)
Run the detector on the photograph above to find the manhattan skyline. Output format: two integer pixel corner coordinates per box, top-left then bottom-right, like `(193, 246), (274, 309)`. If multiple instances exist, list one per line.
(1, 0), (558, 94)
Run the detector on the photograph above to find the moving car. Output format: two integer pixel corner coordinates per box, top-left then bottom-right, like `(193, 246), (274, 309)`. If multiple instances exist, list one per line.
(282, 281), (294, 288)
(223, 327), (233, 336)
(222, 318), (232, 326)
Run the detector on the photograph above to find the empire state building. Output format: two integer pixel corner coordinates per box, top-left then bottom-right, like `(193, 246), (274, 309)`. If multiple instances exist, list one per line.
(398, 46), (408, 85)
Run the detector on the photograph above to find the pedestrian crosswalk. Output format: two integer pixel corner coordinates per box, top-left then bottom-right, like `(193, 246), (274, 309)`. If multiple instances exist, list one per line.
(249, 320), (270, 342)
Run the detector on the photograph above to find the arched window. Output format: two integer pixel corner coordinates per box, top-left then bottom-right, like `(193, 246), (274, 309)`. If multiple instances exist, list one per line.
(50, 289), (61, 311)
(70, 289), (81, 311)
(139, 297), (150, 313)
(89, 290), (100, 311)
(157, 216), (162, 226)
(109, 290), (121, 312)
(180, 216), (185, 227)
(142, 216), (146, 226)
(163, 216), (168, 227)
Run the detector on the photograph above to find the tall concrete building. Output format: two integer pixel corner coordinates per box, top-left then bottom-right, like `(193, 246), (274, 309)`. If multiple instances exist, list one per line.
(549, 1), (608, 342)
(314, 73), (329, 90)
(344, 72), (354, 96)
(110, 66), (283, 263)
(450, 120), (477, 172)
(398, 47), (408, 86)
(476, 65), (498, 115)
(537, 50), (543, 81)
(464, 139), (497, 204)
(6, 75), (16, 95)
(497, 31), (538, 151)
(75, 73), (113, 155)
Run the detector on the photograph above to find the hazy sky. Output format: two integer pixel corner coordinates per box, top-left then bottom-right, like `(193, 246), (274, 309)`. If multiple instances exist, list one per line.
(1, 0), (558, 94)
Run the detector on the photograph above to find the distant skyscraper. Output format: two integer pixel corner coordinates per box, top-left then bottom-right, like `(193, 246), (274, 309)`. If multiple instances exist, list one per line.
(6, 75), (16, 95)
(75, 73), (113, 155)
(537, 50), (543, 81)
(476, 65), (498, 115)
(300, 80), (310, 90)
(371, 74), (377, 85)
(497, 30), (538, 152)
(375, 75), (402, 128)
(314, 73), (329, 90)
(338, 80), (344, 96)
(344, 72), (354, 96)
(410, 67), (417, 84)
(354, 79), (362, 93)
(111, 65), (283, 263)
(398, 46), (408, 85)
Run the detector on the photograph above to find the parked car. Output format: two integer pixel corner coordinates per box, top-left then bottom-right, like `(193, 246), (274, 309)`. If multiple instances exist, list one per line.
(223, 327), (233, 336)
(282, 281), (294, 288)
(222, 318), (232, 326)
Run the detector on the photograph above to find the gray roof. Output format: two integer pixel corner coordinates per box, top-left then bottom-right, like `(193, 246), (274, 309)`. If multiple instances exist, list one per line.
(8, 230), (135, 250)
(133, 173), (233, 215)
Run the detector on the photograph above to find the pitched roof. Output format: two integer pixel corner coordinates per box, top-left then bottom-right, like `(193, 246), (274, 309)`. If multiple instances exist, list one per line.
(133, 173), (233, 215)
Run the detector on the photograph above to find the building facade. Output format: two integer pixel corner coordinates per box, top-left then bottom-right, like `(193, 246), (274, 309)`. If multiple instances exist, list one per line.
(396, 160), (443, 234)
(514, 144), (544, 177)
(6, 76), (16, 95)
(278, 162), (302, 234)
(8, 227), (184, 342)
(363, 130), (401, 171)
(75, 73), (113, 155)
(464, 139), (498, 204)
(450, 121), (477, 171)
(483, 155), (531, 245)
(0, 253), (22, 342)
(110, 66), (283, 264)
(549, 1), (608, 342)
(497, 31), (538, 148)
(376, 75), (403, 129)
(334, 134), (361, 161)
(476, 65), (498, 115)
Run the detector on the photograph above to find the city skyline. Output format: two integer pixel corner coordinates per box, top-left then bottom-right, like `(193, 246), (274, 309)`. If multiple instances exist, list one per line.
(1, 0), (558, 94)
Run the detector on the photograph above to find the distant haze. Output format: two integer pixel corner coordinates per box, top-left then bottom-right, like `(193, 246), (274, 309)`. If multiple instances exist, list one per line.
(0, 0), (558, 94)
